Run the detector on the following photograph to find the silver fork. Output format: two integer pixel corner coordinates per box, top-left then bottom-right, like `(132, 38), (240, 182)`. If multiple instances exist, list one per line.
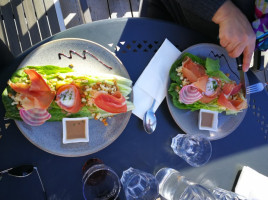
(246, 82), (268, 94)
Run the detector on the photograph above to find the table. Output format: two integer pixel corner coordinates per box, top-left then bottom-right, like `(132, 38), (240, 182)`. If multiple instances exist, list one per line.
(0, 18), (267, 200)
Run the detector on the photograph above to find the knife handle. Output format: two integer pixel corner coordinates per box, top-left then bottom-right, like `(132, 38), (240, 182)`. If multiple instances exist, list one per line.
(236, 55), (243, 71)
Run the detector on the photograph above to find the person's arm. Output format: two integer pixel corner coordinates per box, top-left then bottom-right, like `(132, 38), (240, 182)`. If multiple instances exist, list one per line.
(212, 0), (255, 72)
(178, 0), (226, 21)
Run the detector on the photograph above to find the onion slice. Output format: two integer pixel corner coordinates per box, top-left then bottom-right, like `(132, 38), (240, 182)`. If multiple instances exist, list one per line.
(19, 108), (51, 126)
(179, 85), (203, 104)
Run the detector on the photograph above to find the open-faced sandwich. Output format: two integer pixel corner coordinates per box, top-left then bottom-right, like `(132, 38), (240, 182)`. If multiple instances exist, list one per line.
(168, 53), (247, 115)
(2, 65), (134, 126)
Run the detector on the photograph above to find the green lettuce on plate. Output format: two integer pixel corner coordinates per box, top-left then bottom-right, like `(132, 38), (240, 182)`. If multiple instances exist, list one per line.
(2, 65), (134, 121)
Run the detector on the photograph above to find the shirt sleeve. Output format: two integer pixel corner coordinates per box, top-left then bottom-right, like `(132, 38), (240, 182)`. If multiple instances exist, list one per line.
(178, 0), (227, 21)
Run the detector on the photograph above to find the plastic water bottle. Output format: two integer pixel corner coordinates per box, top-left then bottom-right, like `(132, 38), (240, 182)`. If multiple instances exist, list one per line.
(155, 168), (247, 200)
(156, 168), (215, 200)
(120, 168), (159, 200)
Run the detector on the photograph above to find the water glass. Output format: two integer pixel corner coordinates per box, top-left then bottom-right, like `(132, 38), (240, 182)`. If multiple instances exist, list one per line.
(156, 167), (215, 200)
(120, 167), (159, 200)
(171, 134), (212, 167)
(82, 158), (121, 200)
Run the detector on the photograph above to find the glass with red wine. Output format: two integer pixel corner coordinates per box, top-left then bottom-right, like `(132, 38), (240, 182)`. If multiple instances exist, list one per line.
(82, 158), (121, 200)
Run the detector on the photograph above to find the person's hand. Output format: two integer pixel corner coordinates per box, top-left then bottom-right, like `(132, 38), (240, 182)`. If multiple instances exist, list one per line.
(212, 0), (256, 72)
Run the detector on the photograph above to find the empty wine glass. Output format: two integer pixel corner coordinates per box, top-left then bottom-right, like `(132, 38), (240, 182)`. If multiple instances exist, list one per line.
(171, 134), (212, 167)
(82, 158), (121, 200)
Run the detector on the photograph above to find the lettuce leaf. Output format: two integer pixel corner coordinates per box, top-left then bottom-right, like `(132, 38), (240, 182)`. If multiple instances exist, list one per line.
(205, 57), (231, 82)
(11, 65), (74, 83)
(2, 65), (134, 121)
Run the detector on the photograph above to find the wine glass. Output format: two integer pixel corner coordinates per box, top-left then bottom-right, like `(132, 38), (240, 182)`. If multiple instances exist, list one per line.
(82, 158), (121, 200)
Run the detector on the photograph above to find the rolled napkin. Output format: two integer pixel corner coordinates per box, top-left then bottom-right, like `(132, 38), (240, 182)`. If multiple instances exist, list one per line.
(235, 166), (268, 200)
(132, 38), (181, 119)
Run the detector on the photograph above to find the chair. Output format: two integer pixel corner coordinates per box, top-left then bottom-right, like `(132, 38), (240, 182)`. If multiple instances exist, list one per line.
(0, 0), (66, 57)
(80, 0), (141, 22)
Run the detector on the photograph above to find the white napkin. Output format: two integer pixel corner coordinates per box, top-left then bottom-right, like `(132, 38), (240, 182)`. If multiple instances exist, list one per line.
(235, 166), (268, 200)
(132, 39), (181, 119)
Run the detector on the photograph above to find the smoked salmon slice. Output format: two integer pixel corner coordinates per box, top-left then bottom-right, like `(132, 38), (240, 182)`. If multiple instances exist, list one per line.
(182, 57), (206, 83)
(9, 69), (55, 110)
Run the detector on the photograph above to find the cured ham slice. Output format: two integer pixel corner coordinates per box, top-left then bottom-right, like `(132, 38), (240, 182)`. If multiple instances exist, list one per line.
(230, 83), (242, 95)
(222, 82), (242, 96)
(182, 57), (206, 83)
(217, 92), (247, 111)
(9, 69), (55, 110)
(231, 99), (247, 110)
(193, 75), (208, 92)
(199, 95), (216, 104)
(18, 92), (56, 110)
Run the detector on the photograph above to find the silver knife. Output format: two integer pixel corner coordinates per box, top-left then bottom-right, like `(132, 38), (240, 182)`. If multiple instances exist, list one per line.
(236, 55), (246, 97)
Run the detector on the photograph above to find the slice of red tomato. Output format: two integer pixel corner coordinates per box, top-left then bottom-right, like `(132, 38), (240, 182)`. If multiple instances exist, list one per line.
(56, 84), (82, 113)
(94, 91), (127, 113)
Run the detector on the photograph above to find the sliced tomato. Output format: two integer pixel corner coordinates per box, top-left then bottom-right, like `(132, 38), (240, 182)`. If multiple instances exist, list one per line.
(182, 57), (206, 83)
(94, 91), (127, 113)
(8, 69), (55, 110)
(56, 84), (82, 113)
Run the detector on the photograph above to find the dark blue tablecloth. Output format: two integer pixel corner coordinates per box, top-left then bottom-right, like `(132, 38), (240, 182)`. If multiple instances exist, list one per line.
(0, 18), (267, 200)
